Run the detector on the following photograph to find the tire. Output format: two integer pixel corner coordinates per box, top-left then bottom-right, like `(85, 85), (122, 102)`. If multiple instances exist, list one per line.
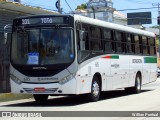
(133, 74), (141, 93)
(89, 76), (101, 102)
(33, 94), (48, 103)
(125, 74), (141, 94)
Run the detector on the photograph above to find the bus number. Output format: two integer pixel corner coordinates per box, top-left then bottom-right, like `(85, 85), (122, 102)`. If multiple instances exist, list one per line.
(41, 18), (53, 24)
(22, 19), (30, 25)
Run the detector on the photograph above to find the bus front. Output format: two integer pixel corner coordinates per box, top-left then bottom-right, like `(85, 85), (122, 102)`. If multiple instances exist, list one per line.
(10, 15), (76, 102)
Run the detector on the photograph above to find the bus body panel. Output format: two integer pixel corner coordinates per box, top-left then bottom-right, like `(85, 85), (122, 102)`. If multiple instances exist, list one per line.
(9, 14), (157, 100)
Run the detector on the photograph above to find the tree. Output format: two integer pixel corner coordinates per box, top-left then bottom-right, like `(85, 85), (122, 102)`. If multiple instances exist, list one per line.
(76, 4), (87, 10)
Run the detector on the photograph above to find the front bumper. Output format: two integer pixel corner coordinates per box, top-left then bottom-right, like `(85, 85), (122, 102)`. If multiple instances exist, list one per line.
(10, 78), (77, 95)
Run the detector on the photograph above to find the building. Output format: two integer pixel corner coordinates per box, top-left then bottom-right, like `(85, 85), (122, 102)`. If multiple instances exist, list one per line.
(86, 0), (114, 22)
(0, 0), (56, 93)
(72, 0), (115, 22)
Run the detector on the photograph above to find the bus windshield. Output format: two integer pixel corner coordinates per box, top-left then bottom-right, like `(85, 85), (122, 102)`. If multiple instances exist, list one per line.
(11, 28), (74, 65)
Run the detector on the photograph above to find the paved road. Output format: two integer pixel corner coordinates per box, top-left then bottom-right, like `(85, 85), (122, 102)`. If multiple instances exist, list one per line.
(0, 78), (160, 120)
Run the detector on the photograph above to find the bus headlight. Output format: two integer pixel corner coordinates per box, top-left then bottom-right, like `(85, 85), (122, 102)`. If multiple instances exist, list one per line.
(10, 74), (22, 85)
(59, 73), (75, 85)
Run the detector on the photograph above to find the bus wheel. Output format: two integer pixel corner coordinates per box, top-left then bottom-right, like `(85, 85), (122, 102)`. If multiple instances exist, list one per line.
(125, 74), (141, 94)
(133, 74), (141, 93)
(89, 76), (101, 102)
(33, 94), (48, 103)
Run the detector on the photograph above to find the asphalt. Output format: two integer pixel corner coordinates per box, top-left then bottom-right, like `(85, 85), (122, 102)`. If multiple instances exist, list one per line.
(0, 78), (159, 103)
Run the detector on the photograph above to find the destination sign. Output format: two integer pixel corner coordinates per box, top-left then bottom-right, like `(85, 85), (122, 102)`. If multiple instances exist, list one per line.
(15, 16), (69, 26)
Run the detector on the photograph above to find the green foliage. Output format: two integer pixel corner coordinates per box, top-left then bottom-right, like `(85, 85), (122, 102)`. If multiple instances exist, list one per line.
(151, 26), (159, 28)
(76, 4), (87, 10)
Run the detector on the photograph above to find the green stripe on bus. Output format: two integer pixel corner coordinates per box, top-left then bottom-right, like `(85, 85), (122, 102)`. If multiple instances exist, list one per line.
(144, 57), (157, 63)
(111, 55), (119, 59)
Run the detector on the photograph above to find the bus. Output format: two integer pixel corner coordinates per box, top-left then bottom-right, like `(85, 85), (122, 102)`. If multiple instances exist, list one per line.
(9, 14), (157, 103)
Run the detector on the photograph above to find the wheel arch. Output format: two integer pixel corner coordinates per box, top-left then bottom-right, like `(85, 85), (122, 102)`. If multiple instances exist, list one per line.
(92, 72), (102, 91)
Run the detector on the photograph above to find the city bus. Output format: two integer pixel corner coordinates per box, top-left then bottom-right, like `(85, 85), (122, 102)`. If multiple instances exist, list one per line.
(9, 14), (157, 103)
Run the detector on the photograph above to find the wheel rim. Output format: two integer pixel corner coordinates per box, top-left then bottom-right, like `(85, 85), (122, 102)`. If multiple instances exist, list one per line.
(92, 81), (100, 97)
(136, 77), (141, 90)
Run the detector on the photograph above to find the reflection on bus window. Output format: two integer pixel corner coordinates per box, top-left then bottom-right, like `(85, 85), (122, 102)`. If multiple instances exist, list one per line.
(11, 29), (74, 65)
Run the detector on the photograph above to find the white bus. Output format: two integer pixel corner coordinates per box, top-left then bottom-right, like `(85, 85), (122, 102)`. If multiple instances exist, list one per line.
(10, 14), (157, 103)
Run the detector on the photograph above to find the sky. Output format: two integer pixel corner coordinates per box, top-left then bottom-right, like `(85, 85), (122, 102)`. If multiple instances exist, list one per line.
(21, 0), (160, 27)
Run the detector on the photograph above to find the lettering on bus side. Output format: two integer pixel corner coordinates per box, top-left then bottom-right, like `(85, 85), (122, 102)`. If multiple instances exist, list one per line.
(22, 19), (30, 25)
(132, 59), (142, 63)
(37, 77), (58, 81)
(41, 18), (53, 24)
(111, 64), (120, 68)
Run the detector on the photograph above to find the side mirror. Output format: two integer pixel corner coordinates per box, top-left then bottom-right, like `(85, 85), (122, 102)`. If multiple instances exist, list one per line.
(4, 24), (12, 44)
(4, 33), (8, 44)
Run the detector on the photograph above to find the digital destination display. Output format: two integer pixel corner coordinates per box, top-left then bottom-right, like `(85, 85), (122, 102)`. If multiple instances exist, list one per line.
(15, 16), (69, 26)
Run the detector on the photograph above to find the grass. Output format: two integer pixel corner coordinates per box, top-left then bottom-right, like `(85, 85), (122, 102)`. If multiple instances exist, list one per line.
(0, 93), (33, 102)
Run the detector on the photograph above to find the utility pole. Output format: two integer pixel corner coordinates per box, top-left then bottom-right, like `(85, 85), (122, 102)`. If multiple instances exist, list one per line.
(58, 0), (62, 14)
(56, 0), (62, 14)
(153, 3), (160, 54)
(91, 6), (96, 19)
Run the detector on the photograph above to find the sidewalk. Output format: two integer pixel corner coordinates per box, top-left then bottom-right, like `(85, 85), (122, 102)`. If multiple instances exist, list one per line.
(0, 93), (32, 102)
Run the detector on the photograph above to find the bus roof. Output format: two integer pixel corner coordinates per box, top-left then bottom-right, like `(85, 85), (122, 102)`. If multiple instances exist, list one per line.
(74, 15), (155, 38)
(13, 14), (155, 38)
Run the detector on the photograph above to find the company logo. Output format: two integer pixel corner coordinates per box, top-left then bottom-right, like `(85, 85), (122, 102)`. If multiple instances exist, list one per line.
(38, 77), (58, 81)
(1, 112), (42, 118)
(2, 112), (12, 118)
(132, 59), (142, 63)
(111, 64), (120, 68)
(33, 67), (47, 70)
(24, 77), (30, 81)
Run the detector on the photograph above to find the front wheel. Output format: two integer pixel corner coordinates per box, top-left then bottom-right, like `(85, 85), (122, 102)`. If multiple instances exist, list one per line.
(33, 94), (48, 103)
(89, 76), (101, 102)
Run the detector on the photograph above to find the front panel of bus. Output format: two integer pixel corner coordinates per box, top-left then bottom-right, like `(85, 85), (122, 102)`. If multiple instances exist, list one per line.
(10, 15), (78, 94)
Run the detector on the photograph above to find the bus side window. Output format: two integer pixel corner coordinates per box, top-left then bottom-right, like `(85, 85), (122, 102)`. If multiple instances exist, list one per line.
(89, 26), (101, 51)
(103, 28), (112, 52)
(142, 36), (148, 55)
(76, 23), (89, 51)
(115, 31), (122, 53)
(131, 34), (135, 53)
(121, 32), (126, 53)
(148, 37), (156, 55)
(126, 33), (132, 53)
(134, 35), (141, 54)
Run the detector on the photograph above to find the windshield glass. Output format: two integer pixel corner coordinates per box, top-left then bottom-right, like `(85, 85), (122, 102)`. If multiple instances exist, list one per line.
(11, 28), (74, 65)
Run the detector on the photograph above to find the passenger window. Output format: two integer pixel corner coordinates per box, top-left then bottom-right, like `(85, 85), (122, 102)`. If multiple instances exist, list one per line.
(126, 34), (132, 53)
(134, 35), (140, 54)
(103, 29), (113, 52)
(115, 31), (122, 52)
(90, 26), (101, 51)
(142, 36), (148, 55)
